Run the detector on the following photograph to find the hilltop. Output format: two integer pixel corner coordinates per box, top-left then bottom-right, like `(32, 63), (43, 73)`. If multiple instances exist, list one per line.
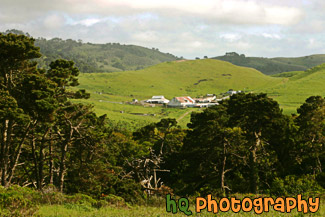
(213, 52), (325, 75)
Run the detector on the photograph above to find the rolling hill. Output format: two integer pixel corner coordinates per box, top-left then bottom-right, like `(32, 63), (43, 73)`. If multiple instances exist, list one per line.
(74, 59), (325, 128)
(212, 52), (325, 75)
(77, 59), (282, 99)
(3, 29), (179, 73)
(74, 59), (285, 128)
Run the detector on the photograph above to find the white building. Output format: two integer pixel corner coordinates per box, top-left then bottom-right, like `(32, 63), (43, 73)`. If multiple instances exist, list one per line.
(168, 96), (195, 107)
(226, 89), (242, 95)
(194, 96), (216, 103)
(194, 102), (219, 108)
(146, 96), (169, 104)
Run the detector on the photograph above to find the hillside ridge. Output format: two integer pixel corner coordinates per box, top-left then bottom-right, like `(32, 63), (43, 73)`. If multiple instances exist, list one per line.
(212, 52), (325, 75)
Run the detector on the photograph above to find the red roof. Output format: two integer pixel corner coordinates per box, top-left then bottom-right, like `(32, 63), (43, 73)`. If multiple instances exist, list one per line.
(175, 97), (195, 103)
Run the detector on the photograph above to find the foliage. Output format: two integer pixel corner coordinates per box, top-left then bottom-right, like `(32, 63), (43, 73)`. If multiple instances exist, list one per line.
(270, 175), (324, 196)
(0, 32), (149, 205)
(179, 93), (289, 196)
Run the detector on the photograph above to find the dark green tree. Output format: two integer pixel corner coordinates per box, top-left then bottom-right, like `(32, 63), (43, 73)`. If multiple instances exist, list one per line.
(182, 104), (246, 196)
(0, 33), (42, 187)
(226, 93), (285, 193)
(181, 93), (287, 195)
(296, 96), (325, 176)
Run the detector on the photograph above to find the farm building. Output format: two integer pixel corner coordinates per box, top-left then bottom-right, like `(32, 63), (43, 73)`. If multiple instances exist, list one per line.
(194, 95), (216, 103)
(168, 96), (195, 107)
(194, 102), (219, 108)
(146, 96), (169, 104)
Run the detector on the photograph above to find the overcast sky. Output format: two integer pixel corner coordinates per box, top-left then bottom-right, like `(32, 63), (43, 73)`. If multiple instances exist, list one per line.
(1, 0), (324, 59)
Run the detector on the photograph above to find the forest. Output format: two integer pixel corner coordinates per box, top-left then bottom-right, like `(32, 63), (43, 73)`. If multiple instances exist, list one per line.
(0, 33), (324, 215)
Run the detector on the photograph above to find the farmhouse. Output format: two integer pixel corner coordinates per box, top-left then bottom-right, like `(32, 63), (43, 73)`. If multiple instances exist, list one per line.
(146, 96), (169, 104)
(168, 96), (195, 107)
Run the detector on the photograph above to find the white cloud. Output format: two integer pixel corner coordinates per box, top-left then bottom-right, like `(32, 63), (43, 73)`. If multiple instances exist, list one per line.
(0, 0), (324, 59)
(0, 0), (304, 26)
(43, 14), (65, 29)
(220, 33), (242, 42)
(132, 31), (160, 42)
(262, 33), (282, 39)
(77, 18), (101, 27)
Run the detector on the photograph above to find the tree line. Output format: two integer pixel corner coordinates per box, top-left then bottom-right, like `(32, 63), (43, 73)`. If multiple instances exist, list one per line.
(0, 33), (324, 203)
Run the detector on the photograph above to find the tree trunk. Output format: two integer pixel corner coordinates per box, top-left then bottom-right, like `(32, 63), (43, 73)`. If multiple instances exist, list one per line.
(7, 122), (32, 186)
(220, 142), (227, 197)
(0, 120), (9, 186)
(58, 142), (68, 192)
(31, 138), (40, 189)
(49, 129), (54, 185)
(249, 131), (261, 194)
(58, 124), (73, 192)
(1, 120), (13, 187)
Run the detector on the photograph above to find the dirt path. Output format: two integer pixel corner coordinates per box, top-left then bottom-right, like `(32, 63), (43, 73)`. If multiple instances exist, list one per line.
(177, 110), (191, 122)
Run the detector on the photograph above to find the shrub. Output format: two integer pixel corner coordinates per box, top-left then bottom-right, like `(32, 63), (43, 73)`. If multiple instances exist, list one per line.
(0, 185), (41, 216)
(270, 175), (324, 196)
(65, 193), (97, 206)
(110, 179), (146, 204)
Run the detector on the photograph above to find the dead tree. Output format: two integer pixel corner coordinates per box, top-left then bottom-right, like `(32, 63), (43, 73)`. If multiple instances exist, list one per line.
(126, 148), (170, 195)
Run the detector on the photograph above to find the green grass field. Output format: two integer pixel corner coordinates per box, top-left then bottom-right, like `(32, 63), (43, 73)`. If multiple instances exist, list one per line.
(75, 59), (325, 127)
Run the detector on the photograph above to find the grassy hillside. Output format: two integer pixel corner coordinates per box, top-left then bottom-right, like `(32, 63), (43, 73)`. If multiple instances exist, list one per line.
(263, 64), (325, 114)
(212, 52), (325, 75)
(34, 38), (178, 73)
(78, 59), (280, 98)
(75, 59), (284, 128)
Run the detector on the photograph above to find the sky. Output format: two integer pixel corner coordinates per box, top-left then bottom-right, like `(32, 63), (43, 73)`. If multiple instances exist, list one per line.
(1, 0), (325, 59)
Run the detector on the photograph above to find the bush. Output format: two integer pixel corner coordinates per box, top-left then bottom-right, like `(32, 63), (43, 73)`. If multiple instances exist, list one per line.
(65, 193), (97, 206)
(0, 185), (42, 216)
(270, 175), (324, 196)
(109, 179), (146, 205)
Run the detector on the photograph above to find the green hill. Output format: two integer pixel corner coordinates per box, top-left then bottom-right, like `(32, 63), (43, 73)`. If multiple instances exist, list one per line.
(212, 52), (325, 75)
(74, 59), (284, 128)
(263, 64), (325, 114)
(35, 38), (179, 73)
(77, 59), (282, 99)
(73, 59), (325, 128)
